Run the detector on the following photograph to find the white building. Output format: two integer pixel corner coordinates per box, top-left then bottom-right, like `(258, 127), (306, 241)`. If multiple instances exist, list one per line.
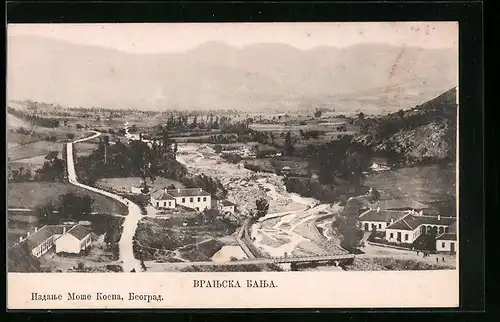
(14, 224), (91, 258)
(150, 188), (176, 209)
(214, 199), (236, 214)
(435, 222), (457, 253)
(384, 213), (455, 244)
(358, 208), (408, 232)
(131, 181), (151, 194)
(150, 187), (211, 212)
(55, 225), (92, 254)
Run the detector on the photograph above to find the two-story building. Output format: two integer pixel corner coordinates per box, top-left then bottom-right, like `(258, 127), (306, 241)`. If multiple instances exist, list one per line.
(150, 187), (211, 212)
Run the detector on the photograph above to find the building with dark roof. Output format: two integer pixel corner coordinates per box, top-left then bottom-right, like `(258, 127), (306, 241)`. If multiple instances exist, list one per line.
(358, 208), (409, 232)
(383, 212), (456, 244)
(9, 224), (92, 260)
(435, 222), (457, 253)
(150, 187), (211, 212)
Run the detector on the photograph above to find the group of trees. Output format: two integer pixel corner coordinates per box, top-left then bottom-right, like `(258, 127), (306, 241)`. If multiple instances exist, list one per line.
(8, 151), (65, 183)
(251, 198), (269, 220)
(8, 106), (60, 128)
(332, 198), (365, 251)
(307, 137), (372, 184)
(34, 192), (94, 224)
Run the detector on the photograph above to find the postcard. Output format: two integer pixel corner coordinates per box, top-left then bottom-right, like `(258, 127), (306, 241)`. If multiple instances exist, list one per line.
(7, 22), (459, 309)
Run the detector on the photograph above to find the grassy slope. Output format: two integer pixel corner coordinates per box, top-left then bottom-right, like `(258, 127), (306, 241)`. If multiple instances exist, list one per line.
(7, 182), (128, 215)
(353, 87), (457, 164)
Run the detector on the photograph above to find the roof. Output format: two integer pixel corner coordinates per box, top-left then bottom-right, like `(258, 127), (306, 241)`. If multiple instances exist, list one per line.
(359, 209), (408, 223)
(221, 200), (236, 207)
(436, 233), (457, 241)
(372, 199), (429, 210)
(66, 225), (92, 240)
(168, 188), (211, 197)
(150, 189), (175, 200)
(386, 214), (456, 231)
(21, 225), (72, 251)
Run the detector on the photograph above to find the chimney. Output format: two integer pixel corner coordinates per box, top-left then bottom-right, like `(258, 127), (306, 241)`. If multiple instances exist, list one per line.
(26, 231), (30, 237)
(419, 210), (423, 216)
(19, 236), (23, 242)
(63, 226), (67, 234)
(376, 207), (380, 213)
(35, 227), (38, 232)
(390, 218), (394, 224)
(199, 188), (203, 192)
(438, 215), (441, 221)
(177, 188), (181, 193)
(163, 186), (168, 193)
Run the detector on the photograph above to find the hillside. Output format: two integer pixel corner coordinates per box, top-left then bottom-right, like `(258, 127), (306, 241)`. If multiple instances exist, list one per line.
(353, 87), (457, 165)
(7, 36), (457, 113)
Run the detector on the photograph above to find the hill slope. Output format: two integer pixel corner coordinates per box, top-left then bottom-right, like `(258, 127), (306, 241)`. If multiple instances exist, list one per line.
(7, 36), (457, 112)
(353, 87), (457, 165)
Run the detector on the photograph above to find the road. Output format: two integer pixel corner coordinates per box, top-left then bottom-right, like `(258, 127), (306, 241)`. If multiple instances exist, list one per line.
(66, 131), (142, 273)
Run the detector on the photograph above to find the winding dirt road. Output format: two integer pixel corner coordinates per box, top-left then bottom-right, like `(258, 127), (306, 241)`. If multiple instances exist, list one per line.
(66, 131), (142, 272)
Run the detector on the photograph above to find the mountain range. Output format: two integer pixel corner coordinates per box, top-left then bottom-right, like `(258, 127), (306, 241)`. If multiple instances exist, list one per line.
(7, 35), (457, 113)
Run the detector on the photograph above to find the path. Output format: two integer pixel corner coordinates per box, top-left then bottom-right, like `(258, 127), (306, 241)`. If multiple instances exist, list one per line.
(66, 131), (142, 273)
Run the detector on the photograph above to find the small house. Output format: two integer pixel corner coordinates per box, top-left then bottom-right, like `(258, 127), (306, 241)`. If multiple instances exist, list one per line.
(55, 225), (92, 254)
(214, 200), (236, 214)
(150, 187), (176, 209)
(435, 222), (457, 253)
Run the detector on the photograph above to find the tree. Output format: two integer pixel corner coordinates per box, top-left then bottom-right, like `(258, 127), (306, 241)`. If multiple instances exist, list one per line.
(213, 144), (223, 154)
(284, 131), (294, 156)
(67, 133), (75, 140)
(358, 112), (365, 120)
(255, 198), (269, 219)
(314, 109), (323, 118)
(397, 109), (405, 119)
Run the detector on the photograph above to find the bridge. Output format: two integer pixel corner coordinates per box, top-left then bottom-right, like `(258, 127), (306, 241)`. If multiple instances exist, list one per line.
(269, 254), (355, 265)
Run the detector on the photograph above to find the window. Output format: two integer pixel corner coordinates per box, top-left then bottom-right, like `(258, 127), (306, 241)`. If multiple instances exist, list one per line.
(182, 198), (185, 203)
(203, 197), (206, 202)
(196, 207), (199, 211)
(405, 234), (408, 241)
(190, 197), (194, 202)
(156, 202), (159, 207)
(164, 201), (167, 207)
(378, 224), (382, 229)
(390, 233), (394, 239)
(168, 202), (171, 207)
(198, 197), (201, 202)
(442, 242), (445, 248)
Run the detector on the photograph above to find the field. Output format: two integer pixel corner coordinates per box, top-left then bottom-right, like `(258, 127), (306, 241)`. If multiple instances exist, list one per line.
(135, 217), (238, 263)
(7, 182), (128, 215)
(363, 164), (456, 204)
(96, 177), (185, 193)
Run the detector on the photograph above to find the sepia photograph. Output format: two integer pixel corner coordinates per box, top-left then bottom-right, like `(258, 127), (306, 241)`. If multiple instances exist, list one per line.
(6, 21), (463, 309)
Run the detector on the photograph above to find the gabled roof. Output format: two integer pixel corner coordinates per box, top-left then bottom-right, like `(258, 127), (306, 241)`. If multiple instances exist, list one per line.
(168, 188), (211, 197)
(359, 209), (408, 223)
(436, 233), (457, 241)
(386, 214), (456, 231)
(21, 225), (72, 251)
(66, 225), (92, 240)
(150, 189), (175, 200)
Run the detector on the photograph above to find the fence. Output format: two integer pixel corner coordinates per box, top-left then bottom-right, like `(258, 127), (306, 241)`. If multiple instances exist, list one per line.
(366, 240), (413, 251)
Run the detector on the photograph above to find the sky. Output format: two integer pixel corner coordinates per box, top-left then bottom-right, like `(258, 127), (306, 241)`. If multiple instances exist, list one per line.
(8, 22), (458, 54)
